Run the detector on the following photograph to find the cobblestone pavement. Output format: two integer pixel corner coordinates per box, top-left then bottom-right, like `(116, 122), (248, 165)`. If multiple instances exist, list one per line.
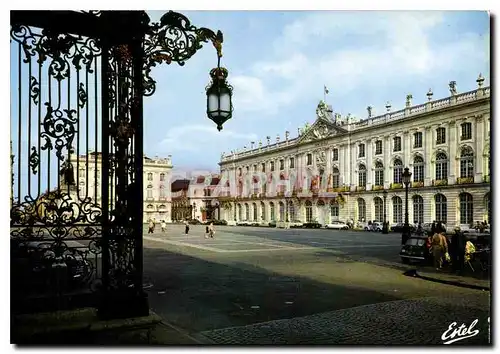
(143, 225), (491, 344)
(197, 293), (491, 345)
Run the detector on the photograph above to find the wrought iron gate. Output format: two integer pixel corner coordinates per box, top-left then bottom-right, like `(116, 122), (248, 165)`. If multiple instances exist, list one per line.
(11, 10), (226, 319)
(10, 11), (148, 318)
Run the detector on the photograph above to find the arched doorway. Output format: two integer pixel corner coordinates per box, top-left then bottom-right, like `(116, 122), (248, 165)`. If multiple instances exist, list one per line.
(260, 201), (266, 221)
(245, 203), (250, 221)
(330, 200), (339, 222)
(357, 198), (366, 222)
(237, 204), (242, 221)
(317, 200), (326, 225)
(279, 201), (285, 221)
(288, 200), (295, 221)
(459, 192), (473, 225)
(392, 196), (403, 224)
(252, 202), (257, 221)
(269, 202), (275, 221)
(374, 197), (383, 222)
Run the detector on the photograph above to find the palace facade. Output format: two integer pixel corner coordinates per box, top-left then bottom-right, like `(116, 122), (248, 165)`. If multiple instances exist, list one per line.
(70, 152), (174, 222)
(216, 76), (491, 228)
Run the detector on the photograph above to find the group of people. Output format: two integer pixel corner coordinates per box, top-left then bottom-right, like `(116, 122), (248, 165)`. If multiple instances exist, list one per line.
(147, 219), (168, 234)
(426, 222), (476, 274)
(184, 220), (216, 239)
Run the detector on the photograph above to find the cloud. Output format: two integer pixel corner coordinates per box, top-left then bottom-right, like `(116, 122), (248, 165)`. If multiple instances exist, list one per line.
(231, 11), (489, 116)
(158, 124), (258, 153)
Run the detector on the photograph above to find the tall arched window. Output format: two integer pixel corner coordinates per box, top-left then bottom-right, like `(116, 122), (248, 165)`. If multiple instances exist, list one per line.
(459, 193), (473, 225)
(159, 185), (165, 198)
(358, 164), (366, 187)
(279, 202), (285, 221)
(147, 184), (153, 199)
(374, 197), (383, 222)
(460, 146), (474, 178)
(261, 201), (266, 221)
(269, 202), (275, 221)
(393, 159), (403, 184)
(413, 195), (424, 224)
(160, 173), (165, 181)
(358, 198), (366, 222)
(288, 201), (295, 221)
(392, 196), (403, 223)
(237, 204), (242, 220)
(253, 203), (257, 221)
(147, 173), (153, 181)
(435, 194), (447, 223)
(413, 156), (424, 182)
(375, 161), (384, 186)
(245, 203), (250, 221)
(330, 200), (339, 221)
(305, 201), (313, 222)
(332, 167), (340, 188)
(435, 152), (448, 180)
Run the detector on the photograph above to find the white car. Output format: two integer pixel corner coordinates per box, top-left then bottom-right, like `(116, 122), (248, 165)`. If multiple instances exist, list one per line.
(236, 220), (251, 226)
(289, 220), (303, 228)
(325, 221), (349, 230)
(364, 222), (382, 232)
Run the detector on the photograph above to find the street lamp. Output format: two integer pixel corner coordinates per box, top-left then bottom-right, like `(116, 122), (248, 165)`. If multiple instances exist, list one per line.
(402, 167), (412, 245)
(206, 40), (234, 131)
(382, 189), (388, 234)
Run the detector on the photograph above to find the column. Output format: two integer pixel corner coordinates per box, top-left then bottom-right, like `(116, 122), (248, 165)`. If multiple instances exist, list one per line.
(366, 139), (373, 188)
(403, 131), (410, 168)
(424, 126), (432, 186)
(475, 116), (484, 183)
(448, 122), (457, 184)
(383, 135), (391, 188)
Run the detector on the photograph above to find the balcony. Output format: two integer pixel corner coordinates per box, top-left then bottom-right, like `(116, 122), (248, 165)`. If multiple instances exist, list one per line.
(372, 185), (384, 191)
(390, 183), (403, 190)
(146, 197), (154, 201)
(356, 186), (366, 192)
(457, 177), (474, 185)
(433, 179), (448, 186)
(411, 181), (424, 188)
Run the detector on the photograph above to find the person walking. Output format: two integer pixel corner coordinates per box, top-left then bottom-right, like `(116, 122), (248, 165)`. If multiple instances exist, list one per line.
(209, 222), (215, 238)
(161, 220), (167, 233)
(431, 227), (447, 270)
(148, 219), (154, 234)
(205, 224), (210, 239)
(184, 220), (190, 235)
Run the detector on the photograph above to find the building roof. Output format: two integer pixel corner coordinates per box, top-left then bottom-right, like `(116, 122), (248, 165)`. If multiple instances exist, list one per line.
(171, 179), (190, 192)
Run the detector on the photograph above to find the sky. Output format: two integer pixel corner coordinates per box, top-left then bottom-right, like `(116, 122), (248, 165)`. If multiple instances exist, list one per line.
(144, 10), (490, 172)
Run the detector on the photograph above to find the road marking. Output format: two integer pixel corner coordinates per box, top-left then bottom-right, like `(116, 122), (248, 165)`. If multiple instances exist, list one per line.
(144, 236), (226, 252)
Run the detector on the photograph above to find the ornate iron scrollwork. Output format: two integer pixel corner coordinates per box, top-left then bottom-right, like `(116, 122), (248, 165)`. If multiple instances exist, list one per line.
(29, 146), (39, 175)
(142, 11), (223, 96)
(30, 76), (40, 105)
(40, 104), (78, 161)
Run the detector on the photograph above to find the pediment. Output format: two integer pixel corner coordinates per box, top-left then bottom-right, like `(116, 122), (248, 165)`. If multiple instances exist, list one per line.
(297, 119), (347, 144)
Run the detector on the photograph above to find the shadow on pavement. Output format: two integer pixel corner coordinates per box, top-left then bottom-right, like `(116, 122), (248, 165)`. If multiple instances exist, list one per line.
(143, 245), (402, 334)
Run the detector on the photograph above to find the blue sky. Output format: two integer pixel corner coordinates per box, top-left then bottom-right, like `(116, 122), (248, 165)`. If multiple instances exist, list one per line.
(144, 10), (490, 172)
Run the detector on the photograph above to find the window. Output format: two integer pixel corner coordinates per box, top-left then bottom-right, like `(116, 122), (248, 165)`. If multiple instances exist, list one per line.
(245, 203), (250, 220)
(307, 153), (312, 166)
(271, 161), (275, 171)
(160, 173), (165, 181)
(289, 157), (295, 169)
(261, 202), (266, 221)
(330, 200), (339, 220)
(393, 159), (403, 184)
(414, 132), (422, 148)
(393, 136), (401, 152)
(460, 146), (474, 178)
(269, 202), (275, 221)
(261, 163), (265, 172)
(160, 185), (165, 197)
(359, 144), (365, 158)
(435, 194), (447, 223)
(413, 195), (424, 224)
(147, 173), (153, 181)
(461, 122), (472, 140)
(279, 202), (285, 221)
(374, 197), (383, 222)
(332, 148), (339, 161)
(253, 203), (257, 221)
(413, 156), (424, 182)
(147, 185), (153, 199)
(436, 127), (446, 144)
(392, 196), (403, 224)
(375, 161), (384, 186)
(253, 165), (257, 172)
(305, 201), (313, 222)
(79, 169), (85, 178)
(332, 167), (340, 188)
(357, 198), (366, 222)
(459, 193), (473, 225)
(358, 164), (367, 187)
(435, 152), (448, 180)
(237, 204), (242, 220)
(375, 140), (382, 155)
(288, 201), (295, 221)
(280, 160), (284, 171)
(246, 166), (249, 173)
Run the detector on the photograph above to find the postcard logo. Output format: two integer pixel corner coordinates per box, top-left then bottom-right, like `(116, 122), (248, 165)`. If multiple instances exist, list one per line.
(441, 319), (480, 344)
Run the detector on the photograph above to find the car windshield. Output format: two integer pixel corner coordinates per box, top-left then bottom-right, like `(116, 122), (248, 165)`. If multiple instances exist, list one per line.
(405, 238), (425, 246)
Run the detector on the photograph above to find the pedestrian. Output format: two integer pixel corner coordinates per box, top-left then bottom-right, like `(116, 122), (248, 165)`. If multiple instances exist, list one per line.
(431, 228), (447, 270)
(148, 219), (154, 234)
(184, 220), (190, 235)
(453, 226), (467, 275)
(205, 225), (210, 239)
(431, 220), (437, 234)
(209, 222), (215, 238)
(161, 220), (167, 233)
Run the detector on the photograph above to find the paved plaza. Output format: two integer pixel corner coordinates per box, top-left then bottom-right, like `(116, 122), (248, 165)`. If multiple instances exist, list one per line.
(142, 225), (491, 345)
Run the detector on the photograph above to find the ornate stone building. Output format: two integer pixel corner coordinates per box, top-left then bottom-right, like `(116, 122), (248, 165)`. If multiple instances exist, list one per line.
(216, 76), (491, 228)
(171, 175), (221, 221)
(70, 152), (173, 222)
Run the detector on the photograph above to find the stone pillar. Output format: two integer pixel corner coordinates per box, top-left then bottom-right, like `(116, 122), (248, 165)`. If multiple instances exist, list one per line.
(475, 115), (484, 183)
(448, 122), (457, 184)
(384, 135), (391, 188)
(366, 139), (373, 188)
(424, 126), (432, 186)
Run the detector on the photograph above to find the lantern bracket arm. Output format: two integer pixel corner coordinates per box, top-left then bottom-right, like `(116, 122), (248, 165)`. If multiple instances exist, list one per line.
(142, 10), (224, 97)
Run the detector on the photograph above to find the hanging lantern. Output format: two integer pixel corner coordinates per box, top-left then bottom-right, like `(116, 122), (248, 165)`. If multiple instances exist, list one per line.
(206, 67), (233, 131)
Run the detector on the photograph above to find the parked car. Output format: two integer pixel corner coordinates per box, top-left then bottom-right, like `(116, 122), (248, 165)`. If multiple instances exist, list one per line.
(303, 221), (322, 229)
(289, 220), (304, 228)
(325, 221), (349, 230)
(399, 236), (430, 264)
(204, 219), (228, 226)
(268, 220), (277, 227)
(236, 220), (251, 226)
(364, 222), (383, 232)
(390, 223), (416, 233)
